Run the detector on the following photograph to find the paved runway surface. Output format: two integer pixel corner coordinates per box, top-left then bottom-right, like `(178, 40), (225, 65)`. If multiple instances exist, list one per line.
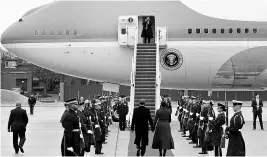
(1, 106), (267, 156)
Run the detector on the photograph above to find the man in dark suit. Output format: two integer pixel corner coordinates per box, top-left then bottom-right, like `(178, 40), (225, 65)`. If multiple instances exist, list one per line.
(8, 102), (29, 154)
(131, 99), (154, 157)
(117, 95), (129, 131)
(251, 93), (264, 130)
(28, 94), (36, 115)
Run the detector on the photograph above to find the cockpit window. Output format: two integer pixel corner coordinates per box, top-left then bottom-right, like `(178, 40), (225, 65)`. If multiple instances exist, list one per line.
(212, 29), (216, 34)
(196, 29), (200, 34)
(229, 28), (233, 34)
(237, 28), (241, 34)
(245, 28), (249, 34)
(204, 28), (208, 33)
(221, 28), (224, 34)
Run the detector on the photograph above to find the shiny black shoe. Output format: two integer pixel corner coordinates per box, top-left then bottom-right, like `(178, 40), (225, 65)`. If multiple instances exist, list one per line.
(199, 151), (207, 154)
(136, 149), (140, 156)
(19, 146), (24, 153)
(186, 138), (191, 140)
(95, 151), (104, 155)
(193, 145), (201, 148)
(189, 141), (195, 144)
(15, 148), (19, 154)
(261, 128), (265, 130)
(182, 135), (187, 137)
(178, 130), (183, 132)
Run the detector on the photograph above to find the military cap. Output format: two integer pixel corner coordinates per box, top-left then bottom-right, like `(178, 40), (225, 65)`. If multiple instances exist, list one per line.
(183, 96), (189, 99)
(181, 96), (184, 99)
(218, 103), (226, 111)
(139, 99), (145, 104)
(65, 98), (78, 105)
(120, 95), (125, 98)
(190, 96), (196, 99)
(233, 100), (243, 106)
(78, 102), (85, 106)
(85, 100), (89, 103)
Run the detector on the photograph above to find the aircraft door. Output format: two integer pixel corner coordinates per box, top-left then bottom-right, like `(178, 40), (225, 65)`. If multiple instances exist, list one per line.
(158, 27), (167, 47)
(127, 26), (137, 47)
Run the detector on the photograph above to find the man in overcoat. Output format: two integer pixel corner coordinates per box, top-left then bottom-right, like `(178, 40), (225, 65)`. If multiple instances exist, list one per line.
(131, 99), (154, 156)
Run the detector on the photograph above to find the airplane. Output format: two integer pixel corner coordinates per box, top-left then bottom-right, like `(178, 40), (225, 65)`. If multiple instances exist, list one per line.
(1, 0), (267, 91)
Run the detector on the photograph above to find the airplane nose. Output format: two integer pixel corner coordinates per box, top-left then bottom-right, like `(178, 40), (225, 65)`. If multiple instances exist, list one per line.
(1, 21), (21, 45)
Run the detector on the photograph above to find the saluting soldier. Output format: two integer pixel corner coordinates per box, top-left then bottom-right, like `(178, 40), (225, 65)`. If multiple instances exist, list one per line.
(210, 103), (226, 157)
(226, 100), (246, 156)
(61, 98), (81, 156)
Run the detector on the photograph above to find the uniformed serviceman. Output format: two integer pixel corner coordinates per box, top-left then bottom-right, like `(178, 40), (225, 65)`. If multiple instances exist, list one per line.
(184, 96), (193, 139)
(177, 96), (185, 132)
(193, 98), (202, 148)
(198, 100), (211, 154)
(181, 96), (189, 137)
(226, 100), (246, 156)
(117, 95), (129, 131)
(187, 96), (196, 142)
(60, 98), (81, 156)
(210, 103), (226, 157)
(190, 96), (199, 145)
(167, 97), (172, 114)
(93, 101), (105, 154)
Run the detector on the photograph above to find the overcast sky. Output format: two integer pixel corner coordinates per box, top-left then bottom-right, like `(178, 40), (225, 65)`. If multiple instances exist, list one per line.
(1, 0), (267, 50)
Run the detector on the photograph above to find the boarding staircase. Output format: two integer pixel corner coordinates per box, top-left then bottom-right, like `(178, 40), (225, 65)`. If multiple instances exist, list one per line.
(129, 28), (161, 123)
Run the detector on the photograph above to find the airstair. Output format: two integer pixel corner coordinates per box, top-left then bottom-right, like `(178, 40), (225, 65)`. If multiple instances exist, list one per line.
(129, 28), (161, 122)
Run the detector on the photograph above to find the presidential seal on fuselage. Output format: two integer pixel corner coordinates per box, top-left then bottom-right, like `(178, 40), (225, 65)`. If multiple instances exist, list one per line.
(160, 48), (183, 70)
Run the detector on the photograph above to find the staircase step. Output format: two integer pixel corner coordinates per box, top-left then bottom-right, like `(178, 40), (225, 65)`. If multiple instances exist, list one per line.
(137, 52), (157, 56)
(136, 55), (156, 59)
(135, 85), (155, 88)
(136, 68), (156, 71)
(135, 93), (155, 96)
(137, 49), (156, 52)
(135, 75), (156, 78)
(136, 71), (156, 74)
(134, 99), (155, 103)
(135, 82), (156, 85)
(136, 65), (156, 68)
(135, 78), (156, 81)
(137, 43), (156, 46)
(135, 88), (155, 92)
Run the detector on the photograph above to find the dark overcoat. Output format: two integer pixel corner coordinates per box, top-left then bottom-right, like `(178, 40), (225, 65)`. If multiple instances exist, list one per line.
(8, 107), (28, 132)
(226, 111), (246, 156)
(131, 106), (154, 146)
(210, 112), (225, 146)
(152, 107), (174, 149)
(141, 21), (153, 38)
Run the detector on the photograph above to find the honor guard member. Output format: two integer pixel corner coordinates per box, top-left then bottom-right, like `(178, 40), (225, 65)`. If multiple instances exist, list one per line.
(185, 96), (193, 139)
(187, 96), (196, 142)
(80, 97), (85, 104)
(83, 99), (95, 150)
(210, 103), (226, 157)
(117, 95), (129, 131)
(61, 98), (81, 156)
(193, 98), (202, 148)
(190, 96), (199, 145)
(93, 101), (105, 154)
(181, 96), (189, 136)
(77, 101), (95, 157)
(204, 101), (216, 152)
(167, 97), (172, 113)
(177, 96), (185, 132)
(198, 100), (211, 154)
(226, 100), (246, 156)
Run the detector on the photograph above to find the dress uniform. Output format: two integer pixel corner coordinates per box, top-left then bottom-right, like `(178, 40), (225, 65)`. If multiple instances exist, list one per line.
(93, 102), (105, 154)
(226, 100), (246, 156)
(177, 96), (185, 132)
(181, 96), (189, 136)
(193, 99), (202, 148)
(61, 98), (81, 156)
(187, 96), (197, 142)
(210, 103), (226, 157)
(117, 95), (129, 131)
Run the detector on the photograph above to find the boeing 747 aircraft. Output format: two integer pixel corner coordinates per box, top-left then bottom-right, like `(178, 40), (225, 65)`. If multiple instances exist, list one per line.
(1, 0), (267, 91)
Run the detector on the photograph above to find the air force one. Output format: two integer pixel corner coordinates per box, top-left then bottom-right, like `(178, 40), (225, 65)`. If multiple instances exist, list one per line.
(1, 0), (267, 91)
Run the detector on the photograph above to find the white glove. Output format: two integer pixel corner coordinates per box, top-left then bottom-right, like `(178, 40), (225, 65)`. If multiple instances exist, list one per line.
(196, 113), (200, 117)
(87, 130), (93, 134)
(209, 117), (214, 121)
(95, 124), (100, 128)
(108, 116), (112, 119)
(179, 107), (182, 109)
(190, 112), (193, 116)
(200, 116), (204, 120)
(183, 108), (186, 111)
(67, 147), (74, 152)
(185, 109), (189, 113)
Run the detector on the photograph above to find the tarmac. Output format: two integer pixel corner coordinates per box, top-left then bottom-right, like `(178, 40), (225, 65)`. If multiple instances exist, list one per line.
(1, 105), (267, 156)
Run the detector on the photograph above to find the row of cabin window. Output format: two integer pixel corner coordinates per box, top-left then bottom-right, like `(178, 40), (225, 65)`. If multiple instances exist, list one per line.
(34, 30), (78, 36)
(188, 28), (258, 34)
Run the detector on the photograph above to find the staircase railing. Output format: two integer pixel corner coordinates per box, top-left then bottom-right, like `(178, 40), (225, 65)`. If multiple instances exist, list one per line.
(155, 27), (161, 111)
(128, 27), (138, 126)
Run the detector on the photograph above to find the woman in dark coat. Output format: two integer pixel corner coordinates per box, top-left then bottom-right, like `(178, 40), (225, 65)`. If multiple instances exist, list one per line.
(152, 101), (174, 156)
(141, 17), (153, 43)
(226, 101), (246, 156)
(210, 103), (226, 157)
